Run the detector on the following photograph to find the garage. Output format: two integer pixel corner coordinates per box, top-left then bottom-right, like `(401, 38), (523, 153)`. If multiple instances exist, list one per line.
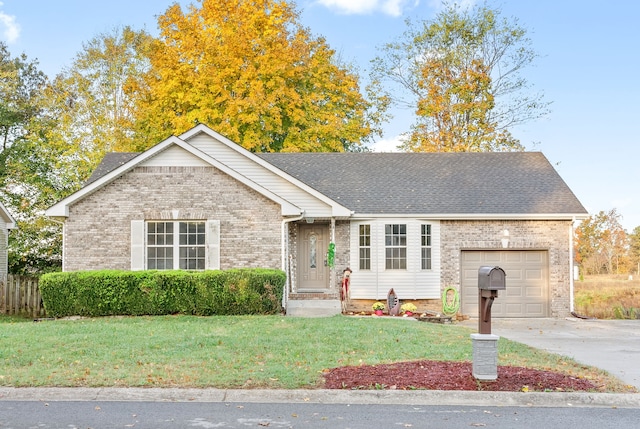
(460, 250), (549, 318)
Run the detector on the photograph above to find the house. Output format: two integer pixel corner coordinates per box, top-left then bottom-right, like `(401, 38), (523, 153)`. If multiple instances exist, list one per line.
(46, 124), (588, 318)
(0, 201), (16, 280)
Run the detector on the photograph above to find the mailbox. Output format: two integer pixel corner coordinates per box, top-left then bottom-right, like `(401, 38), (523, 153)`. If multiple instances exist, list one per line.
(477, 266), (506, 335)
(478, 266), (506, 290)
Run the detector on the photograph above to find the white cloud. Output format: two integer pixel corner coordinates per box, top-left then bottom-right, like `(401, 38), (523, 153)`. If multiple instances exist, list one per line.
(0, 3), (20, 43)
(371, 134), (404, 152)
(316, 0), (418, 17)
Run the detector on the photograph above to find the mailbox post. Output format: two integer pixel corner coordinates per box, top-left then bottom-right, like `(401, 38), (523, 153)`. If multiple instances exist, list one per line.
(471, 266), (506, 381)
(477, 266), (506, 334)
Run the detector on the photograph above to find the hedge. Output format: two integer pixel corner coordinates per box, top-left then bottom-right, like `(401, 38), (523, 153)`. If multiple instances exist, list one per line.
(39, 269), (286, 317)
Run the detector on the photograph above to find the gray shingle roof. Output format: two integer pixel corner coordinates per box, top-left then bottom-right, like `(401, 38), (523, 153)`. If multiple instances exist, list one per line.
(85, 153), (139, 186)
(257, 152), (587, 215)
(86, 150), (587, 216)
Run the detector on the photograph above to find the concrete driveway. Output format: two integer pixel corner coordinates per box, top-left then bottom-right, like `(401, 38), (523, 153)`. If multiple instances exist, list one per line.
(460, 318), (640, 390)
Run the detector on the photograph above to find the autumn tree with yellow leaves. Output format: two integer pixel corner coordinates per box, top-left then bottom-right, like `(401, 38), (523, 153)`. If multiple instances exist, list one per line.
(370, 2), (549, 152)
(133, 0), (384, 152)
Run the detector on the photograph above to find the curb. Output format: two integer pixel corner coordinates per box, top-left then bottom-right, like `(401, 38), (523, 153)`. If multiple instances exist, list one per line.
(1, 388), (639, 409)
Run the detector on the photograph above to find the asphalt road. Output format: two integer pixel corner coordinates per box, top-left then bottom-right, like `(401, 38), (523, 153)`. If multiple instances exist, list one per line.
(1, 400), (639, 429)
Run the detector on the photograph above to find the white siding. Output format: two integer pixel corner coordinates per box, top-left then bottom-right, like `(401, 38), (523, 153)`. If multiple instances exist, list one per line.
(141, 145), (210, 167)
(349, 219), (441, 300)
(187, 133), (334, 217)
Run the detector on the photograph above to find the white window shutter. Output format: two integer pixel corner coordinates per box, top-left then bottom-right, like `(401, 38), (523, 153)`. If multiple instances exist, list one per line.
(206, 219), (220, 270)
(130, 220), (145, 271)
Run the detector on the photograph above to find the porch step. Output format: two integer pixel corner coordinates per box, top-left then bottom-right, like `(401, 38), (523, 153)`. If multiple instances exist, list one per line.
(286, 297), (342, 317)
(288, 292), (339, 300)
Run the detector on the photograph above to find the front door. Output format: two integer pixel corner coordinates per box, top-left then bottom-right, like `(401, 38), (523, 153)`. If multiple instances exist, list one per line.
(297, 224), (330, 291)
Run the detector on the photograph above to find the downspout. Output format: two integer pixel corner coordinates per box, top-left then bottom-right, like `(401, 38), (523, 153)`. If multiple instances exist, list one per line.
(282, 212), (305, 311)
(569, 217), (576, 314)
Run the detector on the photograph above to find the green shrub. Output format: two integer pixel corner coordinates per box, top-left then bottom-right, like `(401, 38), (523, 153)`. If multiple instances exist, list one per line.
(39, 269), (285, 318)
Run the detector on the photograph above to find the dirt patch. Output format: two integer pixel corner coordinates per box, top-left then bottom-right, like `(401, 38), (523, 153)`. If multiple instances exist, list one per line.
(323, 360), (598, 392)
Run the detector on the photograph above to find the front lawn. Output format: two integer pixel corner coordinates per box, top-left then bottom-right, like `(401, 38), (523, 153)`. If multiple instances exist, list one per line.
(0, 315), (630, 391)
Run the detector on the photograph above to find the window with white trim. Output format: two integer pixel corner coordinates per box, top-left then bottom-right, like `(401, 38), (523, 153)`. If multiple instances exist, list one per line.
(421, 224), (432, 270)
(146, 221), (206, 270)
(359, 224), (371, 270)
(385, 224), (406, 269)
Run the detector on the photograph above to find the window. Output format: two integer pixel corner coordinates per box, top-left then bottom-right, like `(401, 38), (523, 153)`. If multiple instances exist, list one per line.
(147, 221), (174, 269)
(178, 221), (206, 269)
(385, 224), (406, 269)
(359, 224), (371, 270)
(421, 224), (432, 270)
(147, 221), (206, 270)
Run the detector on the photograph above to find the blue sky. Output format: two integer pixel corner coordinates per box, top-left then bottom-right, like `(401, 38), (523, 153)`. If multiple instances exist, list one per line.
(1, 0), (638, 231)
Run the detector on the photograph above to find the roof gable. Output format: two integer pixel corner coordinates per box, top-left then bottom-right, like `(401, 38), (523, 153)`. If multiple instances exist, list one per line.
(46, 135), (302, 218)
(178, 125), (353, 217)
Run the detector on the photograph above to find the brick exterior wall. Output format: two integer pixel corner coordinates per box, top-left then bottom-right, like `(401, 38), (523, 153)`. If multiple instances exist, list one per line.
(440, 220), (573, 318)
(331, 221), (351, 291)
(63, 166), (283, 271)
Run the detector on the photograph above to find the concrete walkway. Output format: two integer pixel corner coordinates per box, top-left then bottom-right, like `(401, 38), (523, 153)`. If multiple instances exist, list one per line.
(459, 318), (640, 390)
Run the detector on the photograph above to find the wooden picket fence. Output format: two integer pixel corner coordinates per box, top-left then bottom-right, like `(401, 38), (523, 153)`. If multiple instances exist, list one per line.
(0, 274), (45, 318)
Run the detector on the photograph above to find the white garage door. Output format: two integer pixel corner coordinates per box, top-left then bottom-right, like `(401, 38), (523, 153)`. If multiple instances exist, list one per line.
(461, 250), (549, 318)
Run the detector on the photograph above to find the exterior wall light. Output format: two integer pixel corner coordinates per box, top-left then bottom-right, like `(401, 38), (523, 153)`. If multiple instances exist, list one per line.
(501, 229), (510, 248)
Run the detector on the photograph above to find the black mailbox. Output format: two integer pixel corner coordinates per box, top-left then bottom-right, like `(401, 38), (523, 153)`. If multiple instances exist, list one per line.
(478, 266), (506, 290)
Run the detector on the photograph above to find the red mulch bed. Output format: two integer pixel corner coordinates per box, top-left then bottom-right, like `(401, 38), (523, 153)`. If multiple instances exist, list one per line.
(323, 360), (598, 392)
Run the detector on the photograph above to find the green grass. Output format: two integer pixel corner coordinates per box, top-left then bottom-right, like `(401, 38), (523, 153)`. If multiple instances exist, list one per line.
(0, 315), (632, 391)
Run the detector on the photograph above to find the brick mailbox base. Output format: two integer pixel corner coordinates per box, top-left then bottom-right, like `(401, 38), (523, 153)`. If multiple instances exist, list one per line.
(471, 333), (500, 380)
